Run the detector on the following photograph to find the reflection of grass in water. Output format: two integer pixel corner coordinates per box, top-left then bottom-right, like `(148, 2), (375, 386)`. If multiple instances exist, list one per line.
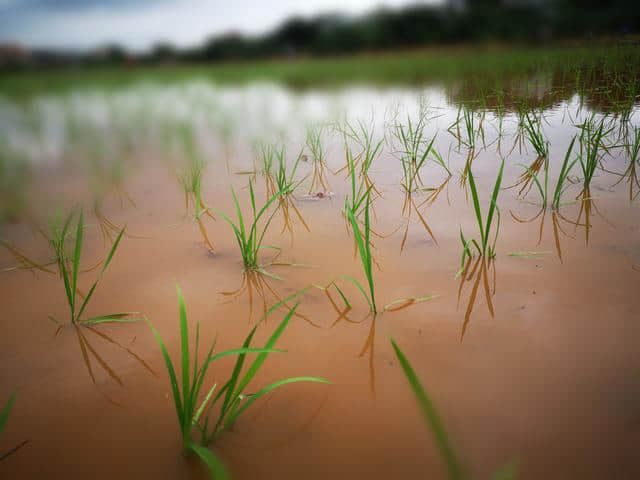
(389, 104), (440, 250)
(576, 114), (612, 195)
(176, 124), (217, 253)
(305, 125), (329, 194)
(2, 208), (137, 326)
(147, 286), (328, 478)
(457, 161), (504, 341)
(612, 127), (640, 201)
(336, 116), (383, 194)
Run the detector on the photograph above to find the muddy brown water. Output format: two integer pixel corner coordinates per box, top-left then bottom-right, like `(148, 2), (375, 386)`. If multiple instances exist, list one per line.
(1, 83), (639, 479)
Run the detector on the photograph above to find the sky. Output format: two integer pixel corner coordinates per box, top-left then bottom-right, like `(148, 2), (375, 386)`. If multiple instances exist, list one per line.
(0, 0), (442, 52)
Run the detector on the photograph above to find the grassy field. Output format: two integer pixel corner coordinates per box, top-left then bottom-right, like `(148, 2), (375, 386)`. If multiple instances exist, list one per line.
(1, 42), (638, 99)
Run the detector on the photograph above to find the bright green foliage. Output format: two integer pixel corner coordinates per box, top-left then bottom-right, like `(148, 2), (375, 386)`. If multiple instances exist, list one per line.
(345, 193), (377, 313)
(391, 339), (463, 480)
(463, 160), (504, 260)
(49, 208), (134, 325)
(216, 181), (286, 271)
(147, 286), (329, 478)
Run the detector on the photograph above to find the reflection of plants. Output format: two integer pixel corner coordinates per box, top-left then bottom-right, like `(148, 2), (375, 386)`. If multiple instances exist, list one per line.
(336, 117), (383, 193)
(306, 125), (329, 193)
(391, 339), (518, 480)
(458, 161), (504, 341)
(576, 115), (611, 195)
(50, 209), (136, 326)
(178, 128), (216, 253)
(2, 208), (136, 326)
(272, 146), (310, 241)
(147, 286), (328, 478)
(510, 136), (578, 252)
(389, 108), (439, 250)
(613, 127), (640, 201)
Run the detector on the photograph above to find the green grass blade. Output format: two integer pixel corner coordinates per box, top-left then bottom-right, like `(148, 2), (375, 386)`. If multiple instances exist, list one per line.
(76, 226), (126, 321)
(225, 376), (330, 427)
(146, 318), (184, 430)
(467, 168), (485, 249)
(484, 159), (505, 252)
(390, 338), (463, 480)
(71, 209), (84, 316)
(188, 443), (229, 480)
(232, 305), (298, 401)
(176, 286), (191, 434)
(0, 391), (16, 436)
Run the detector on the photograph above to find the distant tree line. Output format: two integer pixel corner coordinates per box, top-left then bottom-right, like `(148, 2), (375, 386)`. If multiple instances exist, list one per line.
(2, 0), (639, 70)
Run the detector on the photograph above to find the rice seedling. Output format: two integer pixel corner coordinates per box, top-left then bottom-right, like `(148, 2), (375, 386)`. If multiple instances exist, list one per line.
(507, 113), (548, 199)
(570, 117), (613, 246)
(2, 207), (135, 326)
(0, 392), (28, 462)
(37, 209), (137, 327)
(305, 125), (329, 194)
(335, 117), (383, 194)
(391, 339), (519, 480)
(612, 127), (640, 201)
(457, 160), (504, 340)
(575, 114), (613, 194)
(177, 126), (216, 253)
(344, 193), (378, 314)
(448, 106), (483, 151)
(271, 145), (310, 241)
(216, 180), (286, 274)
(341, 192), (435, 315)
(147, 286), (328, 477)
(507, 135), (578, 261)
(389, 106), (433, 199)
(388, 108), (440, 250)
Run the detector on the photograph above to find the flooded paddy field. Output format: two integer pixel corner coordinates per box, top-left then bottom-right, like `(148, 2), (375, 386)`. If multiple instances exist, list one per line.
(1, 51), (639, 479)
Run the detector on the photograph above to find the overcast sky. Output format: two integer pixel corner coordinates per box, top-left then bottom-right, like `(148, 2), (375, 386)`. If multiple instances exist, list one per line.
(0, 0), (442, 52)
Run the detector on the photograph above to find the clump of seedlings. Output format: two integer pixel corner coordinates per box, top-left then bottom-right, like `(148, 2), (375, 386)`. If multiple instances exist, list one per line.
(269, 143), (310, 241)
(305, 125), (330, 194)
(458, 161), (504, 340)
(147, 286), (328, 479)
(177, 125), (216, 253)
(46, 209), (137, 327)
(613, 127), (640, 201)
(448, 106), (486, 187)
(1, 208), (153, 392)
(335, 117), (383, 194)
(507, 113), (549, 199)
(388, 106), (440, 251)
(216, 180), (286, 276)
(573, 115), (613, 245)
(329, 191), (437, 315)
(2, 207), (134, 325)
